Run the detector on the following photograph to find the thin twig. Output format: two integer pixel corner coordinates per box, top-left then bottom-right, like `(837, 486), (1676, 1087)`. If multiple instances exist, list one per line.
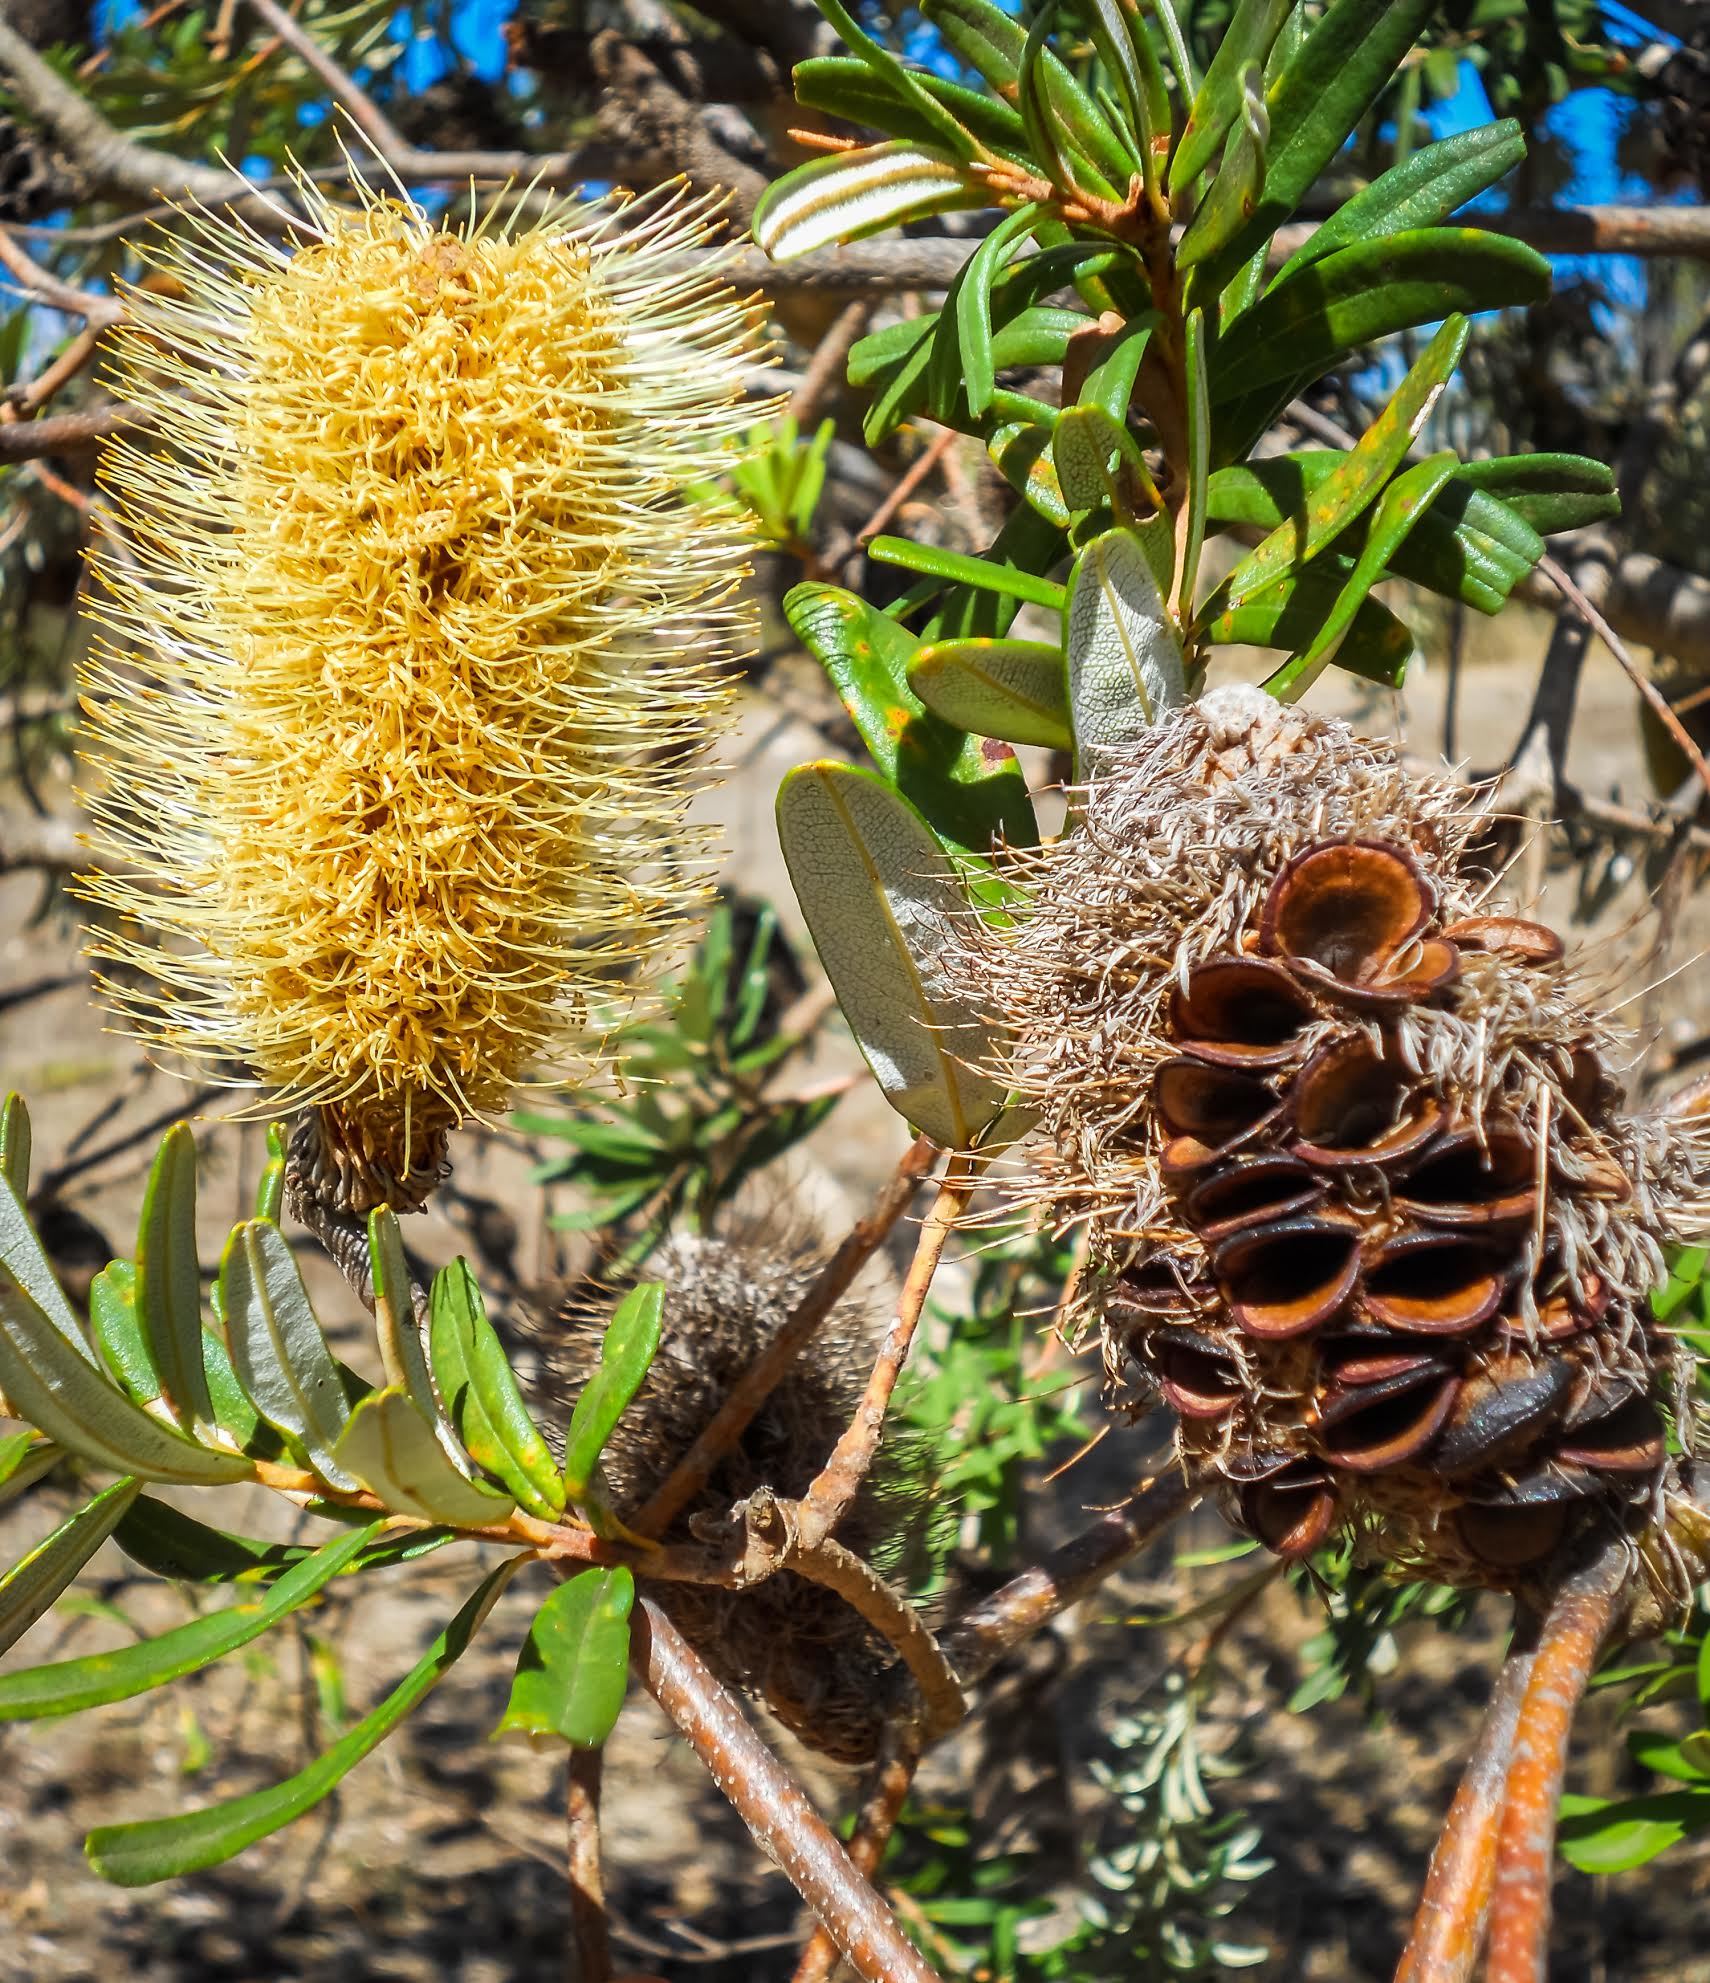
(791, 1715), (926, 1983)
(3, 324), (107, 419)
(794, 1159), (975, 1551)
(0, 403), (151, 460)
(788, 298), (871, 424)
(1484, 1540), (1630, 1983)
(1393, 1613), (1541, 1983)
(0, 230), (125, 327)
(856, 426), (958, 545)
(30, 1084), (224, 1201)
(567, 1746), (612, 1983)
(631, 1596), (945, 1983)
(633, 1131), (940, 1536)
(940, 1466), (1201, 1686)
(1537, 552), (1710, 806)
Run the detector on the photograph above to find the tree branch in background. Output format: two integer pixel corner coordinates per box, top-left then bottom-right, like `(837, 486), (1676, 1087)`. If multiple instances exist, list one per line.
(567, 1747), (612, 1983)
(0, 402), (149, 459)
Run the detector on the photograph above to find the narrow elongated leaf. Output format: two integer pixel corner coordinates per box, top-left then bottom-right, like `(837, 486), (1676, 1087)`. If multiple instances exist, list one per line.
(908, 639), (1071, 749)
(496, 1566), (635, 1749)
(1178, 63), (1268, 277)
(1264, 452), (1456, 699)
(562, 1284), (664, 1503)
(865, 539), (1064, 611)
(0, 1267), (251, 1483)
(1180, 306), (1210, 611)
(331, 1388), (512, 1527)
(0, 1093), (29, 1196)
(938, 204), (1041, 421)
(804, 0), (978, 158)
(1065, 527), (1187, 765)
(1217, 316), (1467, 613)
(0, 1429), (60, 1508)
(220, 1220), (356, 1490)
(200, 1324), (264, 1454)
(134, 1125), (211, 1428)
(89, 1261), (160, 1411)
(777, 764), (1010, 1149)
(368, 1209), (440, 1425)
(1558, 1792), (1708, 1875)
(1200, 560), (1412, 687)
(0, 1175), (86, 1354)
(254, 1124), (286, 1224)
(1079, 0), (1166, 177)
(1211, 232), (1545, 405)
(1170, 0), (1292, 193)
(1273, 120), (1526, 283)
(429, 1260), (564, 1519)
(792, 55), (1028, 157)
(0, 1477), (142, 1658)
(989, 422), (1071, 526)
(84, 1557), (523, 1885)
(1456, 453), (1619, 536)
(752, 144), (981, 262)
(0, 1520), (380, 1718)
(918, 504), (1069, 645)
(113, 1494), (451, 1585)
(1052, 405), (1154, 519)
(784, 581), (1035, 858)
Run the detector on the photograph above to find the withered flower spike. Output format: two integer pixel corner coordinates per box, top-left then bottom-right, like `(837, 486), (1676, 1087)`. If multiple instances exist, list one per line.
(1554, 1395), (1668, 1474)
(1398, 1125), (1539, 1229)
(1152, 1326), (1243, 1419)
(1241, 1464), (1340, 1557)
(1188, 1154), (1324, 1241)
(1170, 956), (1318, 1069)
(1259, 838), (1433, 982)
(1154, 1059), (1278, 1147)
(1215, 1216), (1361, 1340)
(1441, 915), (1565, 967)
(1317, 1331), (1456, 1388)
(1290, 1038), (1443, 1169)
(1456, 1501), (1571, 1571)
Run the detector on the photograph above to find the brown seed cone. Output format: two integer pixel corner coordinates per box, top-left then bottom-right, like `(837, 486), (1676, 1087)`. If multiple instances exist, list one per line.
(949, 687), (1710, 1605)
(526, 1223), (918, 1764)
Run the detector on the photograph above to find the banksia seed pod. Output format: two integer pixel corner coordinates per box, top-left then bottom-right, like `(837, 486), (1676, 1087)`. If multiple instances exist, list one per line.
(80, 169), (762, 1211)
(536, 1225), (912, 1764)
(952, 685), (1709, 1603)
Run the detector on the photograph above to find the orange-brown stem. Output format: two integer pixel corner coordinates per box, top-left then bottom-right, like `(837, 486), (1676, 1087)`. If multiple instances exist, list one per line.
(791, 1716), (926, 1983)
(567, 1746), (611, 1983)
(1394, 1612), (1541, 1983)
(632, 1596), (943, 1983)
(633, 1132), (940, 1537)
(1484, 1542), (1629, 1983)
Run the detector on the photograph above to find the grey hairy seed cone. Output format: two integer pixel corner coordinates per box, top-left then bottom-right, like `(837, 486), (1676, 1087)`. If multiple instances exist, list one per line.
(530, 1224), (915, 1764)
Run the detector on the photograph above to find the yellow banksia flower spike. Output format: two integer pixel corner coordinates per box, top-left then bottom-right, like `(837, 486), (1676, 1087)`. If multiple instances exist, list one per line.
(80, 166), (765, 1211)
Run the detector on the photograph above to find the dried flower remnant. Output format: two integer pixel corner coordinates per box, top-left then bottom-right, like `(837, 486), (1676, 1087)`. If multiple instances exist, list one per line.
(80, 170), (763, 1210)
(951, 686), (1710, 1610)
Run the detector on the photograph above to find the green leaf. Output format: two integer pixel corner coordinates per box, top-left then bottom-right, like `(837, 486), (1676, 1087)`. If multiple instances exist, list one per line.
(988, 421), (1071, 526)
(1264, 451), (1456, 699)
(134, 1124), (212, 1429)
(0, 1519), (381, 1719)
(1216, 316), (1468, 612)
(254, 1123), (287, 1224)
(1199, 559), (1412, 688)
(792, 56), (1029, 158)
(1210, 232), (1545, 409)
(0, 1477), (143, 1659)
(1557, 1791), (1710, 1875)
(331, 1387), (513, 1527)
(219, 1220), (357, 1491)
(0, 1093), (30, 1196)
(752, 143), (982, 262)
(495, 1566), (635, 1749)
(562, 1283), (664, 1504)
(784, 580), (1035, 858)
(1179, 305), (1210, 611)
(866, 539), (1064, 612)
(428, 1259), (564, 1520)
(0, 1174), (87, 1355)
(1272, 120), (1527, 283)
(89, 1260), (161, 1411)
(1197, 0), (1437, 290)
(200, 1322), (264, 1455)
(908, 638), (1071, 749)
(367, 1209), (443, 1438)
(0, 1266), (252, 1484)
(1078, 0), (1167, 184)
(799, 0), (978, 159)
(1178, 62), (1268, 279)
(1052, 405), (1155, 520)
(1171, 0), (1291, 190)
(84, 1556), (524, 1885)
(0, 1429), (60, 1508)
(937, 203), (1042, 422)
(777, 763), (1010, 1149)
(918, 505), (1070, 644)
(1454, 452), (1619, 536)
(1064, 526), (1187, 766)
(113, 1493), (452, 1585)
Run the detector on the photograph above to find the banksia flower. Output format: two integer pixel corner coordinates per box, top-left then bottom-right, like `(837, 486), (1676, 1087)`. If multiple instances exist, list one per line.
(537, 1224), (915, 1763)
(953, 686), (1709, 1605)
(80, 169), (762, 1210)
